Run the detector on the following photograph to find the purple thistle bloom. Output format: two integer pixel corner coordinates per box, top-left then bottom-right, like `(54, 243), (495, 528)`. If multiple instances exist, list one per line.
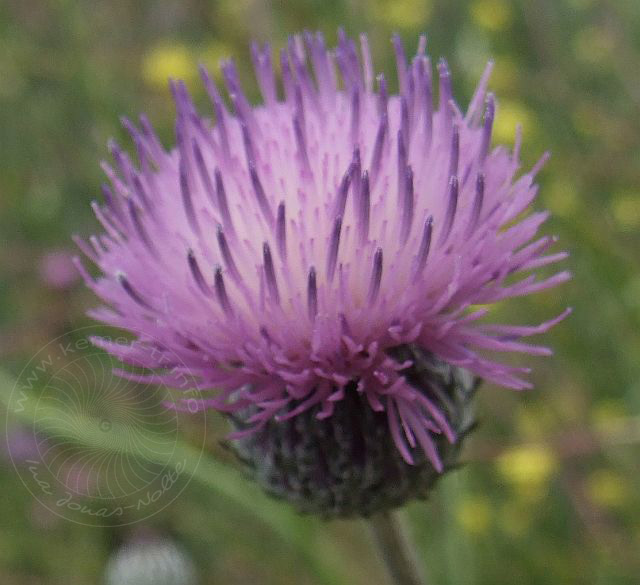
(76, 31), (570, 515)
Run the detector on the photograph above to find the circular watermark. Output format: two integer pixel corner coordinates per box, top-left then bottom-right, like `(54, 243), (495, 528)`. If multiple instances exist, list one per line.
(5, 327), (206, 526)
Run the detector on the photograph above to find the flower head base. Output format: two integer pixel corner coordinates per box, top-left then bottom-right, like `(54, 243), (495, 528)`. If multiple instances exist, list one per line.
(76, 31), (569, 515)
(231, 347), (479, 516)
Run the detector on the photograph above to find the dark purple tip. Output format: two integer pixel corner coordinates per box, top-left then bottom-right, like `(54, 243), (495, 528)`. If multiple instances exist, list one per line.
(101, 183), (124, 223)
(179, 157), (200, 235)
(294, 84), (306, 129)
(242, 123), (256, 168)
(214, 169), (233, 232)
(100, 183), (115, 208)
(127, 198), (154, 254)
(262, 242), (280, 305)
(216, 225), (240, 282)
(108, 139), (125, 168)
(192, 139), (216, 205)
(117, 272), (152, 309)
(187, 249), (211, 296)
(138, 113), (164, 155)
(397, 129), (407, 206)
(358, 171), (371, 245)
(407, 62), (416, 105)
(293, 114), (311, 174)
(307, 266), (318, 319)
(400, 97), (410, 152)
(448, 124), (460, 180)
(466, 173), (485, 238)
(334, 162), (353, 219)
(249, 165), (275, 226)
(397, 129), (407, 181)
(423, 68), (433, 149)
(438, 176), (459, 247)
(413, 216), (433, 280)
(276, 201), (287, 259)
(400, 166), (414, 245)
(479, 94), (495, 162)
(326, 215), (343, 281)
(370, 113), (388, 183)
(351, 147), (362, 197)
(170, 80), (195, 119)
(132, 136), (154, 175)
(132, 174), (151, 213)
(350, 88), (360, 144)
(368, 247), (383, 303)
(214, 266), (233, 315)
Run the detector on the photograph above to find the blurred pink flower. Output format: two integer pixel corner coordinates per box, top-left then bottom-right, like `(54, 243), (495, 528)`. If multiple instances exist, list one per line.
(39, 249), (80, 289)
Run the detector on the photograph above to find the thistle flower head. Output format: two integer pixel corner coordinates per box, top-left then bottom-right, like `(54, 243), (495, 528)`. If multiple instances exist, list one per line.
(76, 31), (569, 515)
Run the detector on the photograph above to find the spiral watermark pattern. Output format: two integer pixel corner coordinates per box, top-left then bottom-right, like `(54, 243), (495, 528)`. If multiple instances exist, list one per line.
(5, 327), (206, 526)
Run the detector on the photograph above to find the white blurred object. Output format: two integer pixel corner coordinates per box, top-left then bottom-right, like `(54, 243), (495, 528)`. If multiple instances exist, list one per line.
(104, 536), (198, 585)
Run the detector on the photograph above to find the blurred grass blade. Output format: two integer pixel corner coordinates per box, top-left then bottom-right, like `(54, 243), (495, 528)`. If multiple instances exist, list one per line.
(0, 369), (351, 585)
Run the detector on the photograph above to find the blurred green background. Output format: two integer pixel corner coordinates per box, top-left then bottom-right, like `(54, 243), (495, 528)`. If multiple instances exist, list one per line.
(1, 0), (640, 583)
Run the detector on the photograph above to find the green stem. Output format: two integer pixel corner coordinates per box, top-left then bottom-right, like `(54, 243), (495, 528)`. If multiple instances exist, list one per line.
(369, 510), (428, 585)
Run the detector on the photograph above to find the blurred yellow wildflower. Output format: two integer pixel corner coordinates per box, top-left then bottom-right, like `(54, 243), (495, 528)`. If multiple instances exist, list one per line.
(611, 193), (640, 231)
(497, 444), (557, 500)
(373, 0), (433, 29)
(470, 0), (512, 32)
(586, 469), (631, 509)
(493, 100), (535, 145)
(142, 43), (197, 89)
(455, 496), (492, 535)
